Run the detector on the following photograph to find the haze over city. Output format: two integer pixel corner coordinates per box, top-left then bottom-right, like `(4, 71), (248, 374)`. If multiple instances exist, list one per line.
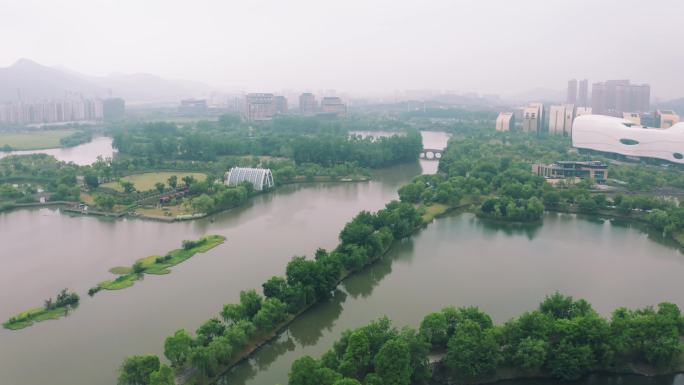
(2, 0), (683, 99)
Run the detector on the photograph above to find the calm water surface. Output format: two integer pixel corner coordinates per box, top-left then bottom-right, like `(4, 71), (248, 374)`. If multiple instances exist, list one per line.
(2, 131), (683, 385)
(217, 212), (684, 385)
(0, 132), (442, 385)
(0, 136), (115, 165)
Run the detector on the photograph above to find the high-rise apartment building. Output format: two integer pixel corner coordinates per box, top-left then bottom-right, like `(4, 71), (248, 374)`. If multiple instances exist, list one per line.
(320, 97), (347, 117)
(103, 98), (126, 122)
(567, 79), (577, 104)
(245, 93), (276, 121)
(0, 98), (105, 124)
(591, 80), (650, 116)
(578, 79), (589, 107)
(299, 93), (318, 116)
(274, 96), (288, 115)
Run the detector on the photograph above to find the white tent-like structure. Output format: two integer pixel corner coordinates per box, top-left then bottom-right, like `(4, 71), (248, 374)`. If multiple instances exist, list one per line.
(224, 167), (274, 191)
(572, 114), (684, 164)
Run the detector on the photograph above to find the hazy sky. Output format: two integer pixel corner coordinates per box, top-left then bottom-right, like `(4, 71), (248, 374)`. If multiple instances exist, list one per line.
(2, 0), (683, 99)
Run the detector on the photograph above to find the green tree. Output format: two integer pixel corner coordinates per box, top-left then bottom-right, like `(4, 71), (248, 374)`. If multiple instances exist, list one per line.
(154, 182), (165, 194)
(289, 356), (322, 385)
(167, 175), (178, 189)
(149, 364), (174, 385)
(94, 194), (116, 210)
(420, 312), (449, 348)
(164, 329), (193, 367)
(332, 379), (362, 385)
(240, 289), (263, 319)
(375, 339), (411, 385)
(338, 330), (371, 378)
(547, 340), (593, 380)
(445, 320), (499, 379)
(513, 337), (547, 372)
(118, 355), (160, 385)
(120, 180), (136, 194)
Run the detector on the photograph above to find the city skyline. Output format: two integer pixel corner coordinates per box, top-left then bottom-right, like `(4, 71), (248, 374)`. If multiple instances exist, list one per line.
(2, 0), (683, 100)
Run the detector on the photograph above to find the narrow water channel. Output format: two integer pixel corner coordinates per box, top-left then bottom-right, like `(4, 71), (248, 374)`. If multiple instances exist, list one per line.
(0, 132), (444, 385)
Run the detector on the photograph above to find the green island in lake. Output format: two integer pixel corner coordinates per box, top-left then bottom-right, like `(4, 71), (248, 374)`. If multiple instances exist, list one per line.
(90, 235), (226, 295)
(3, 289), (80, 330)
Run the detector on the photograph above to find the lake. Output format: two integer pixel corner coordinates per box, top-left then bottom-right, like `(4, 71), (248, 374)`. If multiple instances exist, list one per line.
(1, 130), (683, 385)
(0, 136), (115, 165)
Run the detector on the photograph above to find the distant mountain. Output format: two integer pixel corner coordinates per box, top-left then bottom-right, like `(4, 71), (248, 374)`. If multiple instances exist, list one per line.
(0, 58), (212, 104)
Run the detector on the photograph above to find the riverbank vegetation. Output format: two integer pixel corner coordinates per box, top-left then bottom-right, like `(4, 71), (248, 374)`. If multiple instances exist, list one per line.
(1, 115), (420, 219)
(3, 289), (79, 330)
(395, 133), (684, 246)
(287, 293), (684, 385)
(0, 129), (84, 151)
(90, 235), (225, 295)
(117, 199), (426, 385)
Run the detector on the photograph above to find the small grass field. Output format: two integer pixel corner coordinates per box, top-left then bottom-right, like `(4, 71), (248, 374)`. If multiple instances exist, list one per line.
(100, 171), (208, 192)
(0, 130), (77, 150)
(93, 235), (226, 293)
(3, 306), (73, 330)
(421, 203), (450, 223)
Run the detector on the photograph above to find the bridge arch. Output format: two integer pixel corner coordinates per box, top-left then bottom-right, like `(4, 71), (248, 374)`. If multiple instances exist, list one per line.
(419, 148), (444, 160)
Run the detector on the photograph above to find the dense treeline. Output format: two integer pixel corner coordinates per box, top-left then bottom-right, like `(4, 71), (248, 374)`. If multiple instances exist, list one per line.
(288, 293), (684, 385)
(398, 133), (684, 237)
(59, 130), (92, 147)
(110, 116), (422, 168)
(117, 200), (424, 385)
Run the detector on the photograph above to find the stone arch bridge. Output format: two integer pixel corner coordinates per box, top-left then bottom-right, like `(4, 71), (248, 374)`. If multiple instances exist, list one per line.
(420, 148), (444, 160)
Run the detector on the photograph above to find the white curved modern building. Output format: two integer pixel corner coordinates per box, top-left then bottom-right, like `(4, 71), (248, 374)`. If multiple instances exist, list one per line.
(572, 114), (684, 164)
(224, 167), (274, 190)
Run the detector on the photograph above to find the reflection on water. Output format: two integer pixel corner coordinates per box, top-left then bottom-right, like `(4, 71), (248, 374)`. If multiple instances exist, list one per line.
(0, 130), (449, 385)
(0, 136), (115, 165)
(218, 211), (684, 385)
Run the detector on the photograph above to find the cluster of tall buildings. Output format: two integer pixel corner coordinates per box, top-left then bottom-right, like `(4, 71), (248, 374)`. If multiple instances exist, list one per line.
(567, 79), (650, 116)
(242, 92), (346, 121)
(496, 78), (666, 135)
(0, 97), (125, 124)
(244, 93), (289, 121)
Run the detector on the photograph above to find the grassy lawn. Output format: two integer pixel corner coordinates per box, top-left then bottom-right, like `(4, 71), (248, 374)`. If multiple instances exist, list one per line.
(0, 130), (76, 150)
(136, 204), (194, 218)
(3, 306), (72, 330)
(421, 203), (450, 223)
(94, 235), (226, 293)
(100, 171), (208, 192)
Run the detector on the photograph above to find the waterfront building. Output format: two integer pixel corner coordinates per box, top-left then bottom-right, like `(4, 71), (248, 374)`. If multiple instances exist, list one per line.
(495, 112), (514, 132)
(299, 93), (318, 116)
(224, 167), (274, 191)
(656, 110), (680, 128)
(245, 93), (276, 121)
(320, 97), (347, 117)
(572, 114), (684, 164)
(533, 161), (608, 183)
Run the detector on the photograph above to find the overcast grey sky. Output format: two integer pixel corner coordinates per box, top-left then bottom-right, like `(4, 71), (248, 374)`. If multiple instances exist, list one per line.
(2, 0), (683, 99)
